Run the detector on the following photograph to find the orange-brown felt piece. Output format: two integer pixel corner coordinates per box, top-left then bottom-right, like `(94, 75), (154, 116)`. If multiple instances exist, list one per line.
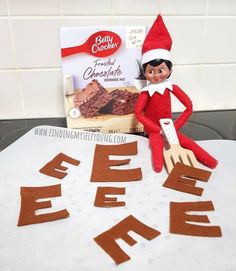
(17, 184), (69, 226)
(163, 162), (212, 196)
(94, 187), (126, 207)
(39, 152), (80, 179)
(90, 141), (142, 182)
(94, 215), (161, 265)
(170, 201), (222, 237)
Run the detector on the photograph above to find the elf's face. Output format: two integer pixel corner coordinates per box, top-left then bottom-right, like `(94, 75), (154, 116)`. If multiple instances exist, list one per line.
(145, 62), (171, 84)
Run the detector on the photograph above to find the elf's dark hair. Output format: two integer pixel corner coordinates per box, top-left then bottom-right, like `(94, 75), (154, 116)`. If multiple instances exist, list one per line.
(142, 59), (173, 75)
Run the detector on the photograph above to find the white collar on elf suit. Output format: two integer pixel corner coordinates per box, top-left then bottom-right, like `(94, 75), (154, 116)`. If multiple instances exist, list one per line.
(141, 79), (173, 96)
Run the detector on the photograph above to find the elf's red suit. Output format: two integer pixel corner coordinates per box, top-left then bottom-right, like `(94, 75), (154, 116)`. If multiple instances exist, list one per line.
(135, 83), (218, 172)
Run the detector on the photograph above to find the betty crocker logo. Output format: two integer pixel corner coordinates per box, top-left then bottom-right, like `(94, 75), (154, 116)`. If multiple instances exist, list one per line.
(61, 31), (122, 58)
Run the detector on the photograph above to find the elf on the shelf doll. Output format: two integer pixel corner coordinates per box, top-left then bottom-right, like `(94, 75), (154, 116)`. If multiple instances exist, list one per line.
(134, 14), (218, 172)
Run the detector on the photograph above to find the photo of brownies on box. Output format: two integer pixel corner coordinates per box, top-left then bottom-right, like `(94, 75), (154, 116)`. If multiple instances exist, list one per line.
(73, 80), (138, 118)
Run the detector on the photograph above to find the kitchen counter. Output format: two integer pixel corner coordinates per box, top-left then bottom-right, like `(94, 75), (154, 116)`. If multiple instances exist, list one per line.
(0, 110), (236, 151)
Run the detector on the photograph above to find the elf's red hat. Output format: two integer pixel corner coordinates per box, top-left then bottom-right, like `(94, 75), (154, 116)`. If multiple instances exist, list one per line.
(141, 14), (172, 65)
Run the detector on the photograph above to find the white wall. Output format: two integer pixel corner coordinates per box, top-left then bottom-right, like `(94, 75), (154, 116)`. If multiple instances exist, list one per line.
(0, 0), (236, 119)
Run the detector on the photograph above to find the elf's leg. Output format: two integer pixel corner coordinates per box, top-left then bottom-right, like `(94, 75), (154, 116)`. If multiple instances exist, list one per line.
(148, 132), (164, 172)
(177, 132), (218, 169)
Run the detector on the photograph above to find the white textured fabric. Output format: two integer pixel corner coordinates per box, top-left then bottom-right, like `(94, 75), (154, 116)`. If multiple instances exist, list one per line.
(0, 126), (236, 271)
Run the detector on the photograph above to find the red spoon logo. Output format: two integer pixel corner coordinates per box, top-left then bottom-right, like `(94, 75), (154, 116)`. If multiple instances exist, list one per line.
(61, 31), (122, 58)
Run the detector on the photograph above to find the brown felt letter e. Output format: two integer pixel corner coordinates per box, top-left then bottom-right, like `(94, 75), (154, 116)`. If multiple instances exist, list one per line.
(17, 184), (69, 226)
(94, 187), (126, 207)
(170, 201), (222, 237)
(94, 215), (161, 264)
(163, 162), (211, 196)
(39, 153), (80, 179)
(91, 141), (142, 182)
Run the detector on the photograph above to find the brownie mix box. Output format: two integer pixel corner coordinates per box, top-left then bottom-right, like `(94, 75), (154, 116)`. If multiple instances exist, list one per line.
(60, 26), (146, 133)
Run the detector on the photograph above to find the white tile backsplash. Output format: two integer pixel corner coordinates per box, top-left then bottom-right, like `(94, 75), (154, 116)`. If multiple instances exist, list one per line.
(12, 18), (62, 68)
(112, 16), (156, 26)
(197, 64), (236, 110)
(0, 71), (24, 119)
(0, 0), (236, 119)
(8, 0), (61, 15)
(165, 17), (205, 64)
(112, 0), (160, 15)
(20, 69), (64, 117)
(160, 0), (207, 15)
(0, 0), (7, 16)
(63, 16), (112, 27)
(0, 19), (15, 69)
(202, 17), (236, 63)
(208, 0), (236, 15)
(62, 0), (112, 15)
